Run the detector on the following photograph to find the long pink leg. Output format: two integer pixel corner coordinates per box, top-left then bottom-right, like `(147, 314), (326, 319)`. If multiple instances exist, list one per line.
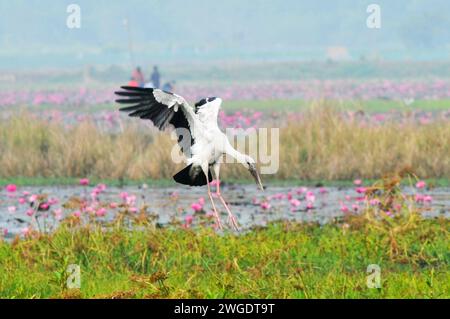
(216, 178), (240, 231)
(206, 175), (223, 230)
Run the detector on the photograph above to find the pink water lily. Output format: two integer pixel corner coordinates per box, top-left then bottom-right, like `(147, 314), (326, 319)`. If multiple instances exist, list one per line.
(415, 181), (426, 189)
(54, 209), (63, 220)
(79, 178), (90, 186)
(72, 211), (81, 217)
(306, 191), (315, 202)
(340, 204), (349, 213)
(129, 207), (138, 213)
(191, 202), (203, 212)
(5, 184), (17, 193)
(96, 208), (107, 217)
(289, 199), (301, 207)
(260, 202), (271, 210)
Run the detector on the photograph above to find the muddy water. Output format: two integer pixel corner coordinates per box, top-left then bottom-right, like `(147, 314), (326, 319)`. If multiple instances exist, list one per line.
(1, 184), (449, 238)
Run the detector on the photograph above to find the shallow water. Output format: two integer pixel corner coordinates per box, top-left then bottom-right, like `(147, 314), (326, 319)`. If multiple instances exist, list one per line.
(1, 184), (449, 238)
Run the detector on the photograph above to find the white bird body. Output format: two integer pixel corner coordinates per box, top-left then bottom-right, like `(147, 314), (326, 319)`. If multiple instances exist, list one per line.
(116, 87), (263, 230)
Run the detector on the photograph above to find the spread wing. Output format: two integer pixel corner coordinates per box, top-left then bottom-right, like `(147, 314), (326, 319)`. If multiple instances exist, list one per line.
(115, 86), (198, 156)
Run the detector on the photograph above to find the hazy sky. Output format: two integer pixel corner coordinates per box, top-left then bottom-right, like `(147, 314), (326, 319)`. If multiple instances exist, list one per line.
(0, 0), (449, 68)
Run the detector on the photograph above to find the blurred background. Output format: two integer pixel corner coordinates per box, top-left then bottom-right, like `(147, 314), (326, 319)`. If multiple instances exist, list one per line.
(0, 0), (449, 182)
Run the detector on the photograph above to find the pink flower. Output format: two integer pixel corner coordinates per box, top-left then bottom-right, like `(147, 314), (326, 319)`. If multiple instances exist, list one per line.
(21, 227), (31, 236)
(260, 202), (271, 210)
(73, 211), (81, 217)
(109, 202), (118, 209)
(5, 184), (17, 193)
(48, 198), (59, 205)
(415, 194), (424, 203)
(423, 195), (433, 203)
(296, 187), (308, 194)
(356, 187), (367, 194)
(54, 209), (63, 220)
(191, 202), (203, 212)
(79, 178), (90, 186)
(129, 207), (138, 213)
(39, 203), (49, 210)
(353, 179), (362, 186)
(96, 208), (107, 217)
(319, 188), (328, 195)
(209, 180), (218, 187)
(26, 209), (34, 217)
(119, 192), (129, 200)
(8, 206), (16, 213)
(415, 181), (426, 189)
(198, 197), (205, 206)
(352, 204), (359, 212)
(185, 215), (194, 224)
(126, 195), (136, 206)
(306, 202), (314, 210)
(85, 206), (95, 214)
(369, 198), (380, 206)
(340, 204), (349, 213)
(28, 194), (38, 203)
(96, 184), (107, 192)
(18, 197), (27, 205)
(289, 199), (301, 207)
(306, 191), (315, 202)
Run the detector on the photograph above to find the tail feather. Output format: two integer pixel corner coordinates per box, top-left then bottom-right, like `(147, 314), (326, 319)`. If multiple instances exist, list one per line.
(173, 164), (212, 186)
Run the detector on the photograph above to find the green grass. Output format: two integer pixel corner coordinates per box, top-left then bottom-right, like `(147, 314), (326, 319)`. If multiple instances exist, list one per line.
(1, 177), (449, 188)
(23, 99), (450, 114)
(225, 99), (450, 113)
(0, 217), (448, 299)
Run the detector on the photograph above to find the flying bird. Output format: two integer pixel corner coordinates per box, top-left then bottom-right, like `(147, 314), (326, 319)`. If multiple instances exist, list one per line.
(115, 86), (264, 230)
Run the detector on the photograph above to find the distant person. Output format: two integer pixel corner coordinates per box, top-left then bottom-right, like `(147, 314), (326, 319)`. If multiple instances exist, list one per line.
(162, 80), (175, 92)
(127, 77), (139, 87)
(150, 66), (160, 89)
(132, 66), (145, 87)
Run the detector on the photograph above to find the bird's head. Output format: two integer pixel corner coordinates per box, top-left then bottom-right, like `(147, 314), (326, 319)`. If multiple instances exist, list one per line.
(195, 97), (222, 113)
(243, 156), (264, 191)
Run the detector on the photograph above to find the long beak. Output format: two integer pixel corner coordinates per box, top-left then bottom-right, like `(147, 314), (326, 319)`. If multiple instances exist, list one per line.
(249, 164), (264, 191)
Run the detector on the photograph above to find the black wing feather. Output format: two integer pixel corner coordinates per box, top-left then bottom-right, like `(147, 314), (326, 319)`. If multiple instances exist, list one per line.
(115, 86), (194, 153)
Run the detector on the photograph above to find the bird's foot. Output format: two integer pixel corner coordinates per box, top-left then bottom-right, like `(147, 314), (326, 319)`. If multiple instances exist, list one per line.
(227, 212), (240, 232)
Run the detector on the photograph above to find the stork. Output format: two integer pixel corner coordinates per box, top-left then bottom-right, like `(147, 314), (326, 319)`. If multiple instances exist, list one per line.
(115, 86), (264, 230)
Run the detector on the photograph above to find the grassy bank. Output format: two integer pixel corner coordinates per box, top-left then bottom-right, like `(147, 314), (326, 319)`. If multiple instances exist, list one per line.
(0, 218), (448, 298)
(0, 176), (449, 188)
(27, 99), (450, 113)
(0, 106), (449, 181)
